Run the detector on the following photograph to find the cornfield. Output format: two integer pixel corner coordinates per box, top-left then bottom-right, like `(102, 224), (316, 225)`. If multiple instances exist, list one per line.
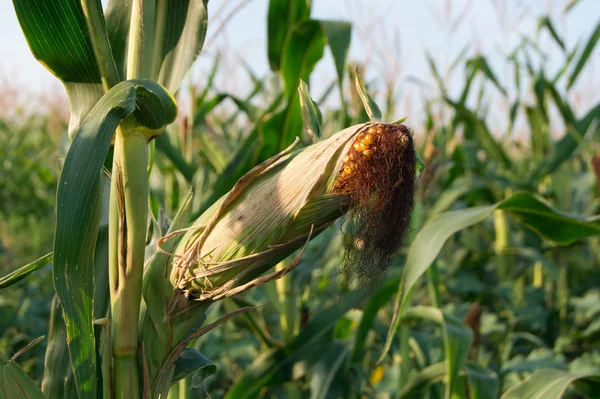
(1, 0), (600, 398)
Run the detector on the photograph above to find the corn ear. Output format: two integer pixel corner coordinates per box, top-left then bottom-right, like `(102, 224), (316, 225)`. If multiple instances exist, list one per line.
(163, 122), (415, 301)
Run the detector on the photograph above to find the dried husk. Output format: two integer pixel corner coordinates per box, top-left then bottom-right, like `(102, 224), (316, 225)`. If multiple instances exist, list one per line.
(165, 122), (415, 301)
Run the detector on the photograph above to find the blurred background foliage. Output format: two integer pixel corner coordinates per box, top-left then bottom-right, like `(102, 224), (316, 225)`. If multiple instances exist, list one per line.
(2, 0), (600, 397)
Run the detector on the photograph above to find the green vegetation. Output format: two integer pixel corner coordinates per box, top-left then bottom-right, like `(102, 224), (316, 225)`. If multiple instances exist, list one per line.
(1, 0), (600, 398)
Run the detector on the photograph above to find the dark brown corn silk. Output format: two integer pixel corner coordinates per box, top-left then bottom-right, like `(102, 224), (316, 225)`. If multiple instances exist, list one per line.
(333, 123), (416, 290)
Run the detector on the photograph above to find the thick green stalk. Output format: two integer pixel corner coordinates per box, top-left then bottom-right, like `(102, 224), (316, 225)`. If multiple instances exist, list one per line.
(109, 130), (148, 398)
(167, 381), (179, 399)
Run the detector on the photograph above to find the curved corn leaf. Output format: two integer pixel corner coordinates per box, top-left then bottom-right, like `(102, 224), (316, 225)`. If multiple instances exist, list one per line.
(466, 55), (507, 96)
(501, 368), (600, 399)
(12, 0), (106, 138)
(0, 360), (46, 399)
(380, 192), (600, 364)
(53, 79), (176, 398)
(499, 192), (600, 244)
(172, 349), (216, 384)
(0, 253), (52, 290)
(267, 0), (311, 71)
(537, 16), (566, 51)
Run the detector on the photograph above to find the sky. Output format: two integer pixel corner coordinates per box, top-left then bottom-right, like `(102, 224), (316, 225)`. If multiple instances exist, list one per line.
(1, 0), (598, 131)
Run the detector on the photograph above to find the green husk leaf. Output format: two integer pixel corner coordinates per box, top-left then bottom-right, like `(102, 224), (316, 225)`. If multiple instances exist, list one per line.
(298, 80), (323, 141)
(354, 68), (382, 121)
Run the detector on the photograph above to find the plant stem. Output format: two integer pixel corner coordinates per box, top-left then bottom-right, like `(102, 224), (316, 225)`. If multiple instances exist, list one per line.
(427, 261), (442, 308)
(493, 209), (510, 280)
(398, 326), (411, 391)
(109, 130), (148, 398)
(275, 260), (298, 342)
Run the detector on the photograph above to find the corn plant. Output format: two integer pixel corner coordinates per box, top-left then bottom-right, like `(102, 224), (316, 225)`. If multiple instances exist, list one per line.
(0, 1), (421, 398)
(3, 0), (600, 398)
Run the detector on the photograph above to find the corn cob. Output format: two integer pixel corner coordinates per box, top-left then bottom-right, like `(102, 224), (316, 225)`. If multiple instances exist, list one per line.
(163, 122), (415, 300)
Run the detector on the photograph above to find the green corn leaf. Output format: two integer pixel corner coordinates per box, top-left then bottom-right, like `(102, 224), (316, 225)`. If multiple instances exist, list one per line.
(445, 98), (512, 169)
(466, 362), (499, 399)
(53, 79), (176, 398)
(568, 19), (600, 89)
(0, 337), (46, 399)
(155, 134), (196, 182)
(171, 349), (216, 384)
(267, 0), (311, 71)
(466, 55), (507, 96)
(354, 69), (382, 121)
(537, 16), (566, 51)
(529, 101), (600, 182)
(500, 192), (600, 245)
(281, 19), (327, 101)
(0, 253), (52, 290)
(298, 80), (323, 141)
(526, 106), (549, 161)
(12, 0), (106, 138)
(501, 369), (600, 399)
(427, 52), (447, 94)
(0, 360), (46, 399)
(224, 297), (284, 349)
(320, 20), (352, 111)
(564, 0), (583, 14)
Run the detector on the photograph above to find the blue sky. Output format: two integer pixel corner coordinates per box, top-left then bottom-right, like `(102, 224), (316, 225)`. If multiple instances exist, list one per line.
(1, 0), (598, 129)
